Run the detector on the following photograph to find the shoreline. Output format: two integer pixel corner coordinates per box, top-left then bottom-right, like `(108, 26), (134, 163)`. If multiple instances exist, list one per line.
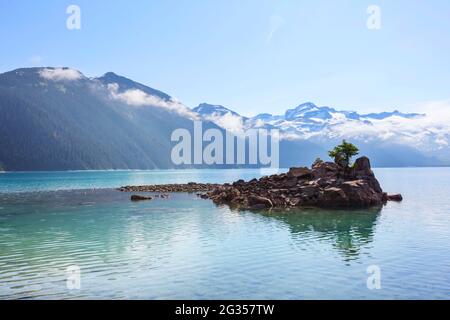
(1, 166), (450, 174)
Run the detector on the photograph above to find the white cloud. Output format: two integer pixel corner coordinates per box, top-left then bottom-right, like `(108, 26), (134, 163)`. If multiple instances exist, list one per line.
(107, 83), (198, 119)
(244, 99), (450, 154)
(419, 99), (450, 121)
(39, 68), (83, 81)
(315, 100), (450, 152)
(202, 112), (245, 134)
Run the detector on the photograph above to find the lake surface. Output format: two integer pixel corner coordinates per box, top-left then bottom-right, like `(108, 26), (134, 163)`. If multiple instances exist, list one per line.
(0, 168), (449, 299)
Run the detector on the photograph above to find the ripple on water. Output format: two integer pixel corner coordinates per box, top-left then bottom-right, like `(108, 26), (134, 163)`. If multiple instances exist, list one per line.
(0, 169), (450, 299)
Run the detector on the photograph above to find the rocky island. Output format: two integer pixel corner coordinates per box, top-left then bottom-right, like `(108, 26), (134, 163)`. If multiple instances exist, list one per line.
(118, 142), (402, 210)
(118, 156), (402, 209)
(203, 156), (402, 209)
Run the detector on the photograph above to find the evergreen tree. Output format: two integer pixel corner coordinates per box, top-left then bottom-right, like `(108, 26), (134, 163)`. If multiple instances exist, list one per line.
(328, 140), (359, 167)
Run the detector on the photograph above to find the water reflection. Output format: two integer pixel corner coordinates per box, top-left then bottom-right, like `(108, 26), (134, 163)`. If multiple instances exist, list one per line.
(248, 207), (382, 261)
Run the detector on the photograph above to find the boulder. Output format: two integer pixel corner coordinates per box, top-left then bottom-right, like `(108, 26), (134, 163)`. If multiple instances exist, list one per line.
(387, 194), (403, 202)
(248, 195), (273, 208)
(311, 161), (339, 179)
(353, 156), (371, 172)
(351, 156), (383, 193)
(130, 195), (153, 201)
(312, 158), (324, 168)
(321, 187), (349, 207)
(300, 185), (320, 198)
(340, 180), (383, 207)
(288, 167), (312, 178)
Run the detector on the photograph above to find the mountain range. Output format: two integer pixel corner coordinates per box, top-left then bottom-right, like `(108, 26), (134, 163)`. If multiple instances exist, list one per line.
(0, 67), (448, 171)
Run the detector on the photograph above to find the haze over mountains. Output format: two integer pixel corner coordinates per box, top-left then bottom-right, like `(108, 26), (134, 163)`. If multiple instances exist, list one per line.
(0, 67), (448, 171)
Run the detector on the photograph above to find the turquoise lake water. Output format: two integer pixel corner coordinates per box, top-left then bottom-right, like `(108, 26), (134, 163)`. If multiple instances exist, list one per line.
(0, 168), (450, 299)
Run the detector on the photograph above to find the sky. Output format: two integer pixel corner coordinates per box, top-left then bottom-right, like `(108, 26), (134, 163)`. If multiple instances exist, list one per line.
(1, 0), (450, 116)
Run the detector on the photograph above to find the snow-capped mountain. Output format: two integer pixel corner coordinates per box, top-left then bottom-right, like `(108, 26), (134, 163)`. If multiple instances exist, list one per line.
(194, 101), (425, 138)
(1, 67), (449, 170)
(193, 103), (243, 118)
(193, 101), (450, 165)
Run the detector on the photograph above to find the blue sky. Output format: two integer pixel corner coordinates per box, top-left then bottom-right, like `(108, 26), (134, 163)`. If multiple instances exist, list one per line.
(1, 0), (450, 115)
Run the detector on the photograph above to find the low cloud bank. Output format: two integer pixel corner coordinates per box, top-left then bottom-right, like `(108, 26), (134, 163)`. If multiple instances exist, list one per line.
(316, 100), (450, 151)
(107, 83), (198, 119)
(39, 68), (83, 81)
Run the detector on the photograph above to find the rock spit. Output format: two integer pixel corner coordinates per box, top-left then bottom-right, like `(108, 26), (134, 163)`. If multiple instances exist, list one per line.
(118, 182), (220, 193)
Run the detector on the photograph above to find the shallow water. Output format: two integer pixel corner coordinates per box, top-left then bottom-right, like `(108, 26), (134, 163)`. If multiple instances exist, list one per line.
(0, 168), (449, 299)
(0, 169), (280, 193)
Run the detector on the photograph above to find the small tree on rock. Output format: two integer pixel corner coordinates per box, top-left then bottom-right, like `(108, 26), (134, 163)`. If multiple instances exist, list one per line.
(328, 140), (359, 168)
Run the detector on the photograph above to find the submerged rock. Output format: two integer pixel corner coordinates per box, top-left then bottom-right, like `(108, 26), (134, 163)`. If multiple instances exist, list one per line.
(387, 194), (403, 202)
(130, 195), (153, 201)
(204, 156), (402, 209)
